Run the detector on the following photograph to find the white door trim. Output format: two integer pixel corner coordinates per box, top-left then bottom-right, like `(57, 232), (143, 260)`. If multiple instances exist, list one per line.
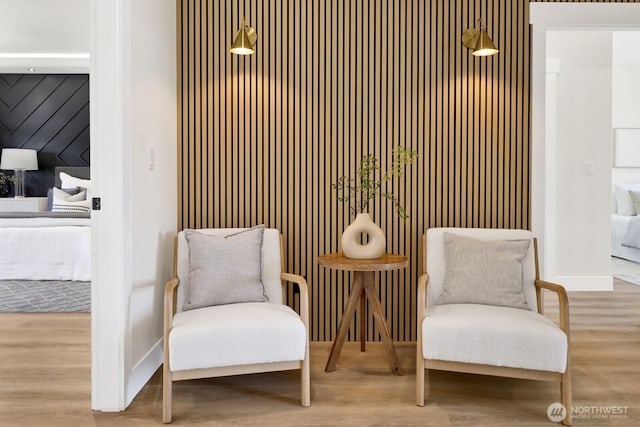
(530, 2), (640, 290)
(90, 0), (132, 411)
(543, 58), (560, 283)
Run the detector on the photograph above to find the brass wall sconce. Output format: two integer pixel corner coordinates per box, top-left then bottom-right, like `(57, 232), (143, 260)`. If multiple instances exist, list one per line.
(230, 16), (257, 55)
(462, 18), (499, 57)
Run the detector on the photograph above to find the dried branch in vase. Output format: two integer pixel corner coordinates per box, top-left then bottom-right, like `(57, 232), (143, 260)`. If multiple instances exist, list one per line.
(332, 145), (418, 221)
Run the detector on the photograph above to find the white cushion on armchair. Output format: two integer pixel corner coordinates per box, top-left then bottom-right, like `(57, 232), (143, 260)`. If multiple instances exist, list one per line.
(422, 303), (568, 373)
(164, 227), (311, 423)
(170, 302), (306, 371)
(170, 228), (306, 372)
(417, 228), (572, 424)
(422, 228), (568, 373)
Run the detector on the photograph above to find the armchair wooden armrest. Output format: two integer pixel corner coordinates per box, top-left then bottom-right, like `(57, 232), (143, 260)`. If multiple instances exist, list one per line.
(416, 273), (429, 355)
(164, 278), (179, 338)
(416, 272), (429, 406)
(535, 279), (572, 425)
(417, 273), (429, 320)
(280, 272), (310, 330)
(280, 272), (311, 407)
(535, 279), (570, 336)
(163, 277), (179, 422)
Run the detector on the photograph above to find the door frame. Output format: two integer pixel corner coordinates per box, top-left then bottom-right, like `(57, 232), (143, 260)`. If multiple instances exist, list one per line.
(90, 0), (132, 410)
(530, 2), (640, 289)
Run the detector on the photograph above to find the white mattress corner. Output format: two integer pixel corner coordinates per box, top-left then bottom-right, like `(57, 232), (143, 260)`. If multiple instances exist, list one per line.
(0, 222), (91, 281)
(0, 217), (91, 228)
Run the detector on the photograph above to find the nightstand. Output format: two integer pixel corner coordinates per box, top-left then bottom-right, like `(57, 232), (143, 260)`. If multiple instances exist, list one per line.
(0, 197), (48, 212)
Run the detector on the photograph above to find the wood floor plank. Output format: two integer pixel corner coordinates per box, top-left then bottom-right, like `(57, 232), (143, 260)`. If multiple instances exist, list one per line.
(0, 281), (639, 426)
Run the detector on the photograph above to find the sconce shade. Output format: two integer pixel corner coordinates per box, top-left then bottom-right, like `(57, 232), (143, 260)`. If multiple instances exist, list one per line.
(230, 17), (257, 55)
(472, 31), (499, 56)
(462, 19), (499, 57)
(0, 148), (38, 170)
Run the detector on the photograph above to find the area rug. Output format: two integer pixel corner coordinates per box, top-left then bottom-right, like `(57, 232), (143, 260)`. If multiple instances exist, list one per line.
(0, 280), (90, 312)
(611, 257), (640, 287)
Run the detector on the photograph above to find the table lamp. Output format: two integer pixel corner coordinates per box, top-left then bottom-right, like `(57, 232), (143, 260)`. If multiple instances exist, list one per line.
(0, 148), (38, 198)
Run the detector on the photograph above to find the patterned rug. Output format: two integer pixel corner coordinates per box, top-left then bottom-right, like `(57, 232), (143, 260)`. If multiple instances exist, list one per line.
(611, 257), (640, 286)
(0, 280), (91, 312)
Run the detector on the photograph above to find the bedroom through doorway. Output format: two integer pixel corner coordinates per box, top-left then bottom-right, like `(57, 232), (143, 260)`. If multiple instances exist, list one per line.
(0, 80), (92, 313)
(0, 4), (92, 313)
(609, 32), (640, 287)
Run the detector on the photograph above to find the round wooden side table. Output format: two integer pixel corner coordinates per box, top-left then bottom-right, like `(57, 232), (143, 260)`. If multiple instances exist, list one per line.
(317, 252), (408, 375)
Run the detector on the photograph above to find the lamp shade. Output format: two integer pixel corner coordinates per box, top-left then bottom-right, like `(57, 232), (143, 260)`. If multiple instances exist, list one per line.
(0, 148), (38, 170)
(230, 27), (255, 55)
(462, 19), (499, 58)
(230, 16), (257, 55)
(472, 30), (499, 57)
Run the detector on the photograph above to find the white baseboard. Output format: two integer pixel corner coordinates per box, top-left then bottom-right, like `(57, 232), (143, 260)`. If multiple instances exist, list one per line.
(126, 337), (163, 405)
(554, 275), (613, 291)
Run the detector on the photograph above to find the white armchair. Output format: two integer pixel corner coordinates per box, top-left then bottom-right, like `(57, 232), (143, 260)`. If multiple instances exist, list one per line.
(163, 228), (310, 423)
(416, 228), (572, 425)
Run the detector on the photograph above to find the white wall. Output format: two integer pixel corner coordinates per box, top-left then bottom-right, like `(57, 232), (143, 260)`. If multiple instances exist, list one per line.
(612, 32), (640, 129)
(91, 0), (176, 411)
(547, 31), (613, 284)
(611, 32), (640, 189)
(127, 0), (177, 402)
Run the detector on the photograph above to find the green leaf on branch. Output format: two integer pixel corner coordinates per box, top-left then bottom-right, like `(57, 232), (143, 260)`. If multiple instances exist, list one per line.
(332, 145), (418, 221)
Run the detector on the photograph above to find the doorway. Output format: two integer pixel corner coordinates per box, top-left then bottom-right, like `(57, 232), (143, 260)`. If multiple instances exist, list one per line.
(530, 2), (640, 291)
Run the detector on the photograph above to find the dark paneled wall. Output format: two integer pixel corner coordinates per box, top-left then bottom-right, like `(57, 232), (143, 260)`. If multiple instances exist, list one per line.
(0, 74), (90, 197)
(178, 0), (640, 342)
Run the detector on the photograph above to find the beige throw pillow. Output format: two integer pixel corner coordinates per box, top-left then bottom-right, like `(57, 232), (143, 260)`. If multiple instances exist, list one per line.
(183, 226), (267, 311)
(439, 232), (531, 310)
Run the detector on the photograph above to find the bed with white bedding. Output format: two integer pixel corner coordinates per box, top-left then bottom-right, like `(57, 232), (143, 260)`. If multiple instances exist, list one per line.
(612, 179), (640, 263)
(0, 167), (91, 281)
(611, 213), (640, 263)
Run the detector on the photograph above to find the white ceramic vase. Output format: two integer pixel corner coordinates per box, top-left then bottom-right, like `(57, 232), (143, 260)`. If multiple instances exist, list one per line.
(341, 212), (386, 259)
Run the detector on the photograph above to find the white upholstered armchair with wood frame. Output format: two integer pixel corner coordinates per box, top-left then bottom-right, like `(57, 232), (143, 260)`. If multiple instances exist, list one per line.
(163, 227), (310, 423)
(416, 228), (572, 425)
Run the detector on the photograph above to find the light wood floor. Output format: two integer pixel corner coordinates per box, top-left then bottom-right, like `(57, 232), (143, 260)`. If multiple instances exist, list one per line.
(1, 281), (639, 426)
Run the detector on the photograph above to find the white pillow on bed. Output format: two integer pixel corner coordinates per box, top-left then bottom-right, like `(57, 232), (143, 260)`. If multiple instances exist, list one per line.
(629, 190), (640, 216)
(60, 172), (91, 190)
(615, 183), (640, 216)
(51, 187), (90, 214)
(47, 187), (81, 211)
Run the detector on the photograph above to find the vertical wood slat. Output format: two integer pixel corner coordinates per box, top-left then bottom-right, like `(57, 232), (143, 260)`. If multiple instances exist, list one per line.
(177, 0), (637, 341)
(177, 0), (183, 228)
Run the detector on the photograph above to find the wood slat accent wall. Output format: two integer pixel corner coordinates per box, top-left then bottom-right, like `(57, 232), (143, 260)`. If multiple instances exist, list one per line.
(177, 0), (638, 342)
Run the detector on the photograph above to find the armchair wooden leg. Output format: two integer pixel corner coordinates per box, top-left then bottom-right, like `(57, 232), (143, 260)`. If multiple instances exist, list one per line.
(416, 311), (426, 406)
(162, 364), (172, 423)
(416, 356), (425, 406)
(561, 361), (572, 426)
(301, 352), (311, 407)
